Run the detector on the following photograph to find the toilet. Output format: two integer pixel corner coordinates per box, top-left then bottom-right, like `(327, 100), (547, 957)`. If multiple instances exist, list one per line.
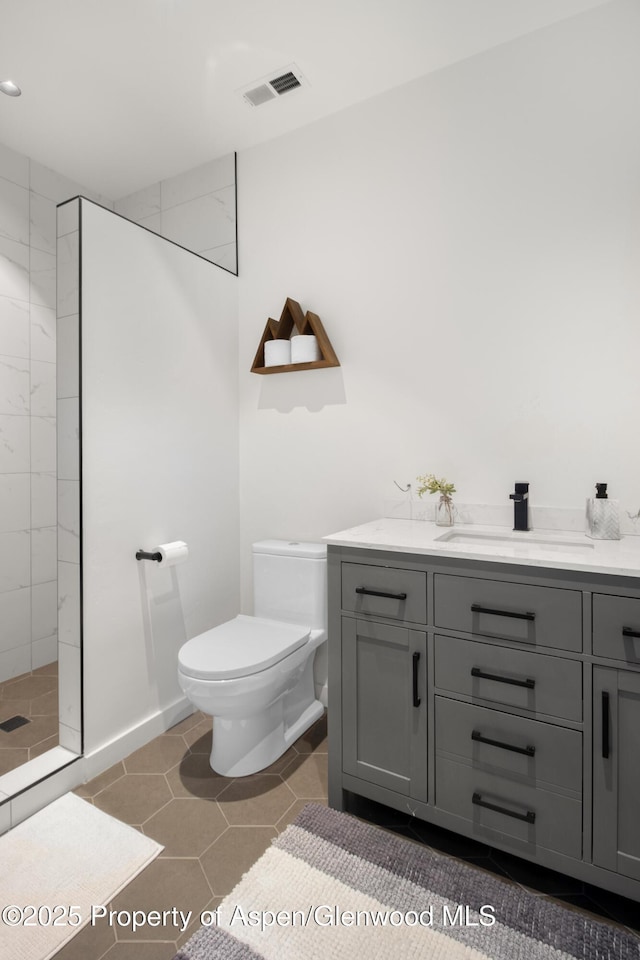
(177, 540), (327, 777)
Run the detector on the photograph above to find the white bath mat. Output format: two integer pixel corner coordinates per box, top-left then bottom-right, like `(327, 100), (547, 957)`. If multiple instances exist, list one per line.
(0, 791), (162, 960)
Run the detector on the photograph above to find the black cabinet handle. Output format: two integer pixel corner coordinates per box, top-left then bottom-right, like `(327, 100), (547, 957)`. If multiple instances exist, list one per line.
(471, 603), (535, 621)
(472, 792), (536, 824)
(355, 587), (407, 601)
(602, 691), (610, 760)
(471, 730), (535, 757)
(471, 667), (535, 689)
(622, 627), (640, 639)
(412, 651), (421, 707)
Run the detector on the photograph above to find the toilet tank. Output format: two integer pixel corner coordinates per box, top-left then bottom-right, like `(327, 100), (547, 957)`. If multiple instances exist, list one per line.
(252, 540), (327, 630)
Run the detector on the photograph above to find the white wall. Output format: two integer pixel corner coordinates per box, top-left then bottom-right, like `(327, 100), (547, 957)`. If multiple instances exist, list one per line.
(236, 0), (640, 606)
(80, 201), (239, 758)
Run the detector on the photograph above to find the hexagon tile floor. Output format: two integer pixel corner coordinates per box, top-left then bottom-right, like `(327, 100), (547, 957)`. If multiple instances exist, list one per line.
(49, 708), (639, 959)
(53, 711), (329, 960)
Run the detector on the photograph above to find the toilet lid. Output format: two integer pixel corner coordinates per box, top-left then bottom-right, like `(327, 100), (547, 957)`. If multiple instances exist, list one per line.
(178, 615), (310, 680)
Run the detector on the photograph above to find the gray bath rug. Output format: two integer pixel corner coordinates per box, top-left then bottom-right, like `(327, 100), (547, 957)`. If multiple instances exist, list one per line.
(175, 802), (639, 960)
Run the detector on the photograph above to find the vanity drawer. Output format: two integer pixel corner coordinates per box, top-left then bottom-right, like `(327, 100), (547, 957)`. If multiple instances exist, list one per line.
(435, 697), (581, 793)
(593, 594), (640, 664)
(434, 574), (582, 651)
(435, 757), (582, 859)
(341, 562), (427, 624)
(434, 635), (582, 721)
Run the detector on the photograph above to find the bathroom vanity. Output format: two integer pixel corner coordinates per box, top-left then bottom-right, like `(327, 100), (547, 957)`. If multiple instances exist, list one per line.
(325, 519), (640, 901)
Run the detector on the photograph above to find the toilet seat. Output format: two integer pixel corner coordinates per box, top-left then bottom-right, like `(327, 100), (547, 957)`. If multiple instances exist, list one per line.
(178, 614), (310, 681)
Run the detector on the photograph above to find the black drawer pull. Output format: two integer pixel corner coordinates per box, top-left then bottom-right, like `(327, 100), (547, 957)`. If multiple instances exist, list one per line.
(412, 651), (421, 708)
(355, 586), (407, 601)
(602, 691), (610, 760)
(622, 627), (640, 639)
(471, 730), (535, 757)
(471, 667), (535, 689)
(472, 792), (536, 824)
(471, 603), (535, 621)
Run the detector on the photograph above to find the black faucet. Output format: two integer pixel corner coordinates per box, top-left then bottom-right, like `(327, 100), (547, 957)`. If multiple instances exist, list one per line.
(509, 482), (529, 531)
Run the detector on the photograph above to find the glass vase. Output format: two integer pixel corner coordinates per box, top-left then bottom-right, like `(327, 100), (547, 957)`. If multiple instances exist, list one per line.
(435, 496), (455, 526)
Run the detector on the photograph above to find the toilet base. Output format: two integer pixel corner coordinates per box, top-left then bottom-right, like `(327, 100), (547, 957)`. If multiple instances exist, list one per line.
(178, 627), (328, 778)
(210, 697), (324, 777)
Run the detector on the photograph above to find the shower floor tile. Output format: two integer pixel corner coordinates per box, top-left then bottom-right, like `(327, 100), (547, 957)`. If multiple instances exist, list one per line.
(0, 662), (58, 771)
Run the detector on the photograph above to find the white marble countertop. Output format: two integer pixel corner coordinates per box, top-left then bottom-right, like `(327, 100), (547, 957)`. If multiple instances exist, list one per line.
(324, 518), (640, 578)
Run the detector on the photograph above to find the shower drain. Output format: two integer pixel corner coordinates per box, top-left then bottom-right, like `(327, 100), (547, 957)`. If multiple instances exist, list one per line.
(0, 715), (30, 733)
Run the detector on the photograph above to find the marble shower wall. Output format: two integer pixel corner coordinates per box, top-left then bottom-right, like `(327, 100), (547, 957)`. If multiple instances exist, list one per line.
(0, 140), (111, 684)
(114, 153), (237, 273)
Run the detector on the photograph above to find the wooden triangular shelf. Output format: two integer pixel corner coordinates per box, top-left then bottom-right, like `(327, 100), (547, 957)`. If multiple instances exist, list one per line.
(251, 297), (340, 374)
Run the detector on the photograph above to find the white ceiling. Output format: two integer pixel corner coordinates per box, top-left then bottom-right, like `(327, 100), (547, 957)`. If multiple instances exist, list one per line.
(0, 0), (611, 200)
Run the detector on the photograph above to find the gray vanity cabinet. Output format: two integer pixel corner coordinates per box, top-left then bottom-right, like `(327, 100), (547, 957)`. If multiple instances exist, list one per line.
(592, 667), (640, 882)
(328, 543), (640, 902)
(339, 561), (428, 799)
(433, 573), (582, 651)
(341, 617), (427, 798)
(592, 593), (640, 882)
(432, 572), (583, 861)
(434, 695), (583, 860)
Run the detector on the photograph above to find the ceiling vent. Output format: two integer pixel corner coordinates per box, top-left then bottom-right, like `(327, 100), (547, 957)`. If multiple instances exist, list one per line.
(240, 65), (307, 107)
(269, 71), (301, 95)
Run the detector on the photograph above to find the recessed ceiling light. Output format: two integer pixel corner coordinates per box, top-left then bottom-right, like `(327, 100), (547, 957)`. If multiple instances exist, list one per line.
(0, 80), (22, 97)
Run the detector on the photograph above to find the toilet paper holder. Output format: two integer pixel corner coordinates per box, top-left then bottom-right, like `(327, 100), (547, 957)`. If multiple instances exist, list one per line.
(135, 541), (189, 565)
(136, 549), (162, 562)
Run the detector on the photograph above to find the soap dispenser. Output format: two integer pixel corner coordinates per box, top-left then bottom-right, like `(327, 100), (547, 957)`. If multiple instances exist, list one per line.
(586, 483), (621, 540)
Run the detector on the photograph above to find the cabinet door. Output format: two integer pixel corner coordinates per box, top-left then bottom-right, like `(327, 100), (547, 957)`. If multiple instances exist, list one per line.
(593, 667), (640, 881)
(342, 616), (427, 800)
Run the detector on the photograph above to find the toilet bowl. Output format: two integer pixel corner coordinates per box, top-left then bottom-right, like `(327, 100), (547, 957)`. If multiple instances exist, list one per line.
(178, 540), (327, 777)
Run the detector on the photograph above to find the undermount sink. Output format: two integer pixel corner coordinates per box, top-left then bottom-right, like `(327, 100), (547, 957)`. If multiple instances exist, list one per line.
(435, 530), (595, 551)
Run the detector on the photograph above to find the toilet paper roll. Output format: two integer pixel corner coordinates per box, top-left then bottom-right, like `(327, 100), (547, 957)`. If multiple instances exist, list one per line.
(264, 339), (291, 367)
(291, 334), (320, 363)
(157, 541), (189, 566)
